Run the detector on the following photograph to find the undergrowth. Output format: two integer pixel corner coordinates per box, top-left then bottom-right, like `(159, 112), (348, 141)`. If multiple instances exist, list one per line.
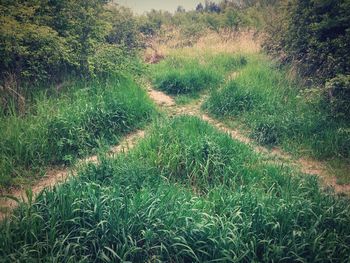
(0, 76), (155, 188)
(1, 116), (349, 262)
(204, 54), (350, 166)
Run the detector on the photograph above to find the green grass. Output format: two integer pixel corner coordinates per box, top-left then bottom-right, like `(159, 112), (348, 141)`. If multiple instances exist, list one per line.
(1, 116), (350, 262)
(204, 54), (350, 173)
(0, 76), (155, 188)
(151, 53), (247, 98)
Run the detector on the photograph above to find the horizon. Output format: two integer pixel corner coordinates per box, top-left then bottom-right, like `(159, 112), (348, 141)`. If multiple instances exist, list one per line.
(113, 0), (221, 14)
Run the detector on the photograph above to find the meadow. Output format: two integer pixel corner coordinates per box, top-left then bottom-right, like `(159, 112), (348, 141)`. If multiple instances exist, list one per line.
(1, 1), (349, 261)
(1, 116), (349, 262)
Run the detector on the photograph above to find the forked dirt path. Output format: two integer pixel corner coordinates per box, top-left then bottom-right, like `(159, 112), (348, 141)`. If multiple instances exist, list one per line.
(149, 87), (350, 195)
(0, 130), (145, 220)
(1, 85), (349, 221)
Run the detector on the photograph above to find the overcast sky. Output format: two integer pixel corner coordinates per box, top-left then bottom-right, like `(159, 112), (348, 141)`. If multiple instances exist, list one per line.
(114, 0), (220, 14)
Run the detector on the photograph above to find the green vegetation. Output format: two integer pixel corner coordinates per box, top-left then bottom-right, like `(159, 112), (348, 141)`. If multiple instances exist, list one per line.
(1, 116), (350, 262)
(152, 57), (221, 95)
(0, 0), (154, 188)
(152, 53), (246, 96)
(1, 0), (349, 261)
(0, 77), (155, 187)
(264, 0), (350, 117)
(204, 55), (350, 161)
(0, 0), (144, 114)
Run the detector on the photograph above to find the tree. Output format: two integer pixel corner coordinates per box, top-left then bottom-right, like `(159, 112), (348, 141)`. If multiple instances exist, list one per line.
(176, 6), (186, 13)
(105, 5), (141, 50)
(196, 3), (204, 12)
(205, 1), (221, 13)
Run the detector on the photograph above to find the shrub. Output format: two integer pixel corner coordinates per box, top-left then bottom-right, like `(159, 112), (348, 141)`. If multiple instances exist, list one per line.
(326, 74), (350, 121)
(264, 0), (350, 85)
(89, 44), (145, 77)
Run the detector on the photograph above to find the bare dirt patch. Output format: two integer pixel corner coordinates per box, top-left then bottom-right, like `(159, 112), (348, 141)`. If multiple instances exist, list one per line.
(148, 88), (175, 107)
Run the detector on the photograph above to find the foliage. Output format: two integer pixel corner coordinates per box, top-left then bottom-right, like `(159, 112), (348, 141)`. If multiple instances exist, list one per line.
(89, 43), (145, 77)
(204, 54), (350, 160)
(1, 116), (350, 261)
(104, 5), (141, 50)
(0, 0), (145, 112)
(264, 0), (350, 114)
(0, 3), (71, 83)
(326, 74), (350, 121)
(0, 0), (150, 119)
(0, 76), (155, 187)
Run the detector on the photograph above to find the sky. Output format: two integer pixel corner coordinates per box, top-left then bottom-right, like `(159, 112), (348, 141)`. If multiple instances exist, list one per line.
(114, 0), (220, 14)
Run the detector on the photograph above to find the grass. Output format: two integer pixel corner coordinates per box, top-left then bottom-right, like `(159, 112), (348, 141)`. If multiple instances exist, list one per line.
(204, 54), (350, 180)
(0, 76), (155, 188)
(1, 116), (350, 262)
(151, 53), (247, 99)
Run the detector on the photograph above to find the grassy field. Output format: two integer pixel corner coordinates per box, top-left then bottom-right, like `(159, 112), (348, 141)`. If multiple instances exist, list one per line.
(1, 116), (349, 262)
(203, 54), (350, 183)
(151, 52), (247, 100)
(0, 76), (155, 188)
(1, 30), (349, 262)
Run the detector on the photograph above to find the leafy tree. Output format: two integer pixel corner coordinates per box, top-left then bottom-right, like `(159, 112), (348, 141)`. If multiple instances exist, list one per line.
(205, 1), (222, 13)
(196, 3), (204, 12)
(176, 6), (186, 13)
(104, 5), (141, 50)
(0, 1), (70, 83)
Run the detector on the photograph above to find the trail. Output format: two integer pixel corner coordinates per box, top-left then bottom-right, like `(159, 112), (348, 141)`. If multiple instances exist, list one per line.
(148, 86), (350, 195)
(1, 83), (348, 220)
(0, 130), (145, 221)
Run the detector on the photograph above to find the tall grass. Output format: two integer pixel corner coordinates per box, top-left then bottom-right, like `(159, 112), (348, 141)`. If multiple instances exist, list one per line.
(1, 116), (350, 262)
(152, 53), (247, 96)
(0, 76), (155, 188)
(204, 54), (350, 162)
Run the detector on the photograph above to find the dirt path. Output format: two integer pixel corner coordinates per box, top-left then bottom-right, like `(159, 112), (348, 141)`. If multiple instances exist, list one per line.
(149, 87), (350, 195)
(0, 130), (145, 221)
(1, 85), (348, 220)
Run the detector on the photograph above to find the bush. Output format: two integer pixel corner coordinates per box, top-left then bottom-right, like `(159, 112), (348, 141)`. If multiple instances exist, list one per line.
(326, 74), (350, 121)
(264, 0), (350, 84)
(89, 44), (145, 77)
(0, 13), (70, 83)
